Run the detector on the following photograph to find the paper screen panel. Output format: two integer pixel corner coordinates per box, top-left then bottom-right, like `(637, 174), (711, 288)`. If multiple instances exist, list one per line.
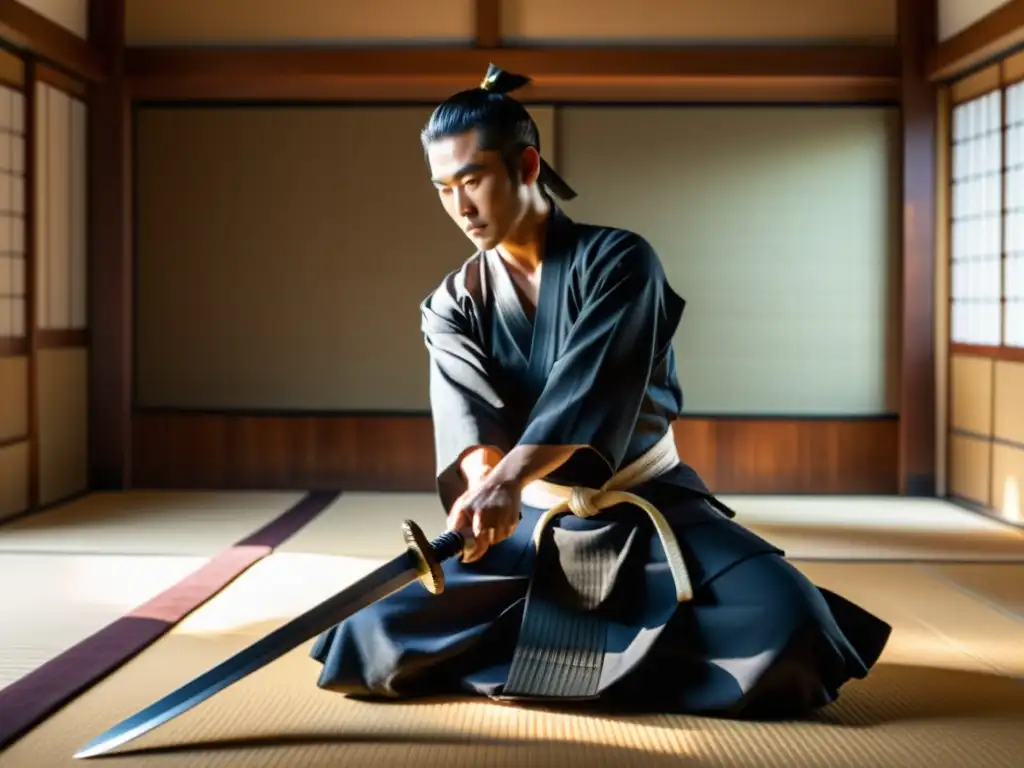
(951, 90), (1003, 347)
(557, 105), (899, 415)
(0, 84), (26, 340)
(133, 103), (894, 415)
(35, 82), (87, 331)
(1004, 82), (1024, 347)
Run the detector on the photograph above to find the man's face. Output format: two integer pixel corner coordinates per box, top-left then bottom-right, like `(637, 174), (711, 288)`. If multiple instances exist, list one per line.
(427, 130), (524, 251)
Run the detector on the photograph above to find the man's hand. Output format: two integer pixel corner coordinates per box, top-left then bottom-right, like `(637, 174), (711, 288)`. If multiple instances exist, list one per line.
(448, 442), (584, 563)
(447, 476), (521, 563)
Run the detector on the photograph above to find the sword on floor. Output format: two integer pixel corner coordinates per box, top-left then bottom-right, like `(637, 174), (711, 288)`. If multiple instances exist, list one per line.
(72, 521), (465, 759)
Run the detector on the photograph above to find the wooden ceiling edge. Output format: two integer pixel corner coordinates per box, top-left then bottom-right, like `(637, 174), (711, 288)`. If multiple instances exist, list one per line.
(126, 75), (900, 104)
(0, 0), (106, 82)
(123, 44), (900, 79)
(122, 44), (900, 102)
(930, 0), (1024, 82)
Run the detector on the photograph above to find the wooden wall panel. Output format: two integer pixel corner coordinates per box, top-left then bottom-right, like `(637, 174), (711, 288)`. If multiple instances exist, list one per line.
(991, 442), (1024, 523)
(125, 0), (477, 46)
(0, 439), (28, 520)
(950, 354), (994, 435)
(37, 347), (87, 505)
(949, 432), (992, 505)
(0, 355), (27, 441)
(131, 412), (436, 492)
(501, 0), (896, 43)
(672, 417), (899, 494)
(993, 360), (1024, 444)
(125, 0), (895, 47)
(131, 413), (899, 496)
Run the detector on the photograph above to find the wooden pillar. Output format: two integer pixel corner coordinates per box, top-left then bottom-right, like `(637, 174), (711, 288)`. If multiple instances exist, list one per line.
(24, 55), (37, 510)
(87, 0), (131, 489)
(898, 0), (939, 496)
(475, 0), (501, 48)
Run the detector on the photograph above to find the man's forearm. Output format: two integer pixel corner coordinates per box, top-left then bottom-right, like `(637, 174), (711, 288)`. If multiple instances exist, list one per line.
(488, 443), (584, 489)
(459, 445), (505, 486)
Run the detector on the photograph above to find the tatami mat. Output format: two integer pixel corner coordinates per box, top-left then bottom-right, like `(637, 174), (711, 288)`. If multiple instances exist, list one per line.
(3, 492), (1024, 767)
(3, 551), (1022, 767)
(0, 491), (337, 754)
(728, 495), (1024, 561)
(0, 552), (207, 689)
(922, 563), (1024, 624)
(278, 492), (1024, 562)
(0, 491), (306, 556)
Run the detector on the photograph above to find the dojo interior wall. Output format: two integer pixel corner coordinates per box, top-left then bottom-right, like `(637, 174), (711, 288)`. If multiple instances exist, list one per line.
(0, 44), (89, 522)
(131, 102), (900, 493)
(122, 0), (898, 46)
(940, 57), (1024, 525)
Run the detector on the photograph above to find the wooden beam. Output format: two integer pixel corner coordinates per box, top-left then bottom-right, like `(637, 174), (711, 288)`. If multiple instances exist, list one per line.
(898, 0), (938, 496)
(87, 0), (132, 490)
(931, 0), (1024, 81)
(0, 0), (105, 82)
(475, 0), (501, 48)
(124, 45), (901, 103)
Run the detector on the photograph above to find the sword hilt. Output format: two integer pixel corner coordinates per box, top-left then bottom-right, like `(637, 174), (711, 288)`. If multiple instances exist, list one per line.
(402, 521), (465, 595)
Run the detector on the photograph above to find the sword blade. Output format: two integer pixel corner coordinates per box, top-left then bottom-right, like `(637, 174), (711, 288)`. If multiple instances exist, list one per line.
(73, 521), (462, 760)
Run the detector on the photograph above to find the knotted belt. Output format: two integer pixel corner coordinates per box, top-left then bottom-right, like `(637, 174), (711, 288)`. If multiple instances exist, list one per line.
(520, 430), (694, 603)
(499, 431), (694, 700)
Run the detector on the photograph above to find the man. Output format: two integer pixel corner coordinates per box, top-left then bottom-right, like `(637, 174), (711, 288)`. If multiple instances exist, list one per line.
(310, 64), (892, 716)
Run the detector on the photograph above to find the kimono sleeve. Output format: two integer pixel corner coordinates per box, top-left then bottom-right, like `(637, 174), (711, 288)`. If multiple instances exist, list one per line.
(517, 231), (684, 474)
(421, 274), (512, 512)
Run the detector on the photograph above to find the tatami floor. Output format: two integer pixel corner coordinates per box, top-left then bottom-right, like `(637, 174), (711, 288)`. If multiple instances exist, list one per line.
(1, 491), (1023, 767)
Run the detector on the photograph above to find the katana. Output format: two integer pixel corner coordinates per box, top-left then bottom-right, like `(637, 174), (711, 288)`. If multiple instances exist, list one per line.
(73, 520), (464, 759)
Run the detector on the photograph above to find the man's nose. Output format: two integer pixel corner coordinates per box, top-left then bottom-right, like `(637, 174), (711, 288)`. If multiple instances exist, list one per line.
(454, 188), (475, 216)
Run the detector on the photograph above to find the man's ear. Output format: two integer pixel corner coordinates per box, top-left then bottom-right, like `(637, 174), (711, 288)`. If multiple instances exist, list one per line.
(519, 146), (542, 186)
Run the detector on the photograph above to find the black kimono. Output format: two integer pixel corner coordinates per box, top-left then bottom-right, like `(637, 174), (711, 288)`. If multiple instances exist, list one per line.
(311, 205), (891, 716)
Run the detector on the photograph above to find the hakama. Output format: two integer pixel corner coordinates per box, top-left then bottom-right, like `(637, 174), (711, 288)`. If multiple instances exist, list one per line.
(311, 206), (891, 717)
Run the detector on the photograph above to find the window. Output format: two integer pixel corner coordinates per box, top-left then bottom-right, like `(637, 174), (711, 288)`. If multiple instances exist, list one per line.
(1007, 82), (1024, 347)
(0, 83), (25, 342)
(951, 90), (1003, 346)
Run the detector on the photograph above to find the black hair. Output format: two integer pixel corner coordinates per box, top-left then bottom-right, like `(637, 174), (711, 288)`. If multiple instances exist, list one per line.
(420, 63), (577, 200)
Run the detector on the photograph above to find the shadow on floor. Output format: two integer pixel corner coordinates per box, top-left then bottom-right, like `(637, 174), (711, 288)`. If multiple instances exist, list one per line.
(106, 662), (1024, 761)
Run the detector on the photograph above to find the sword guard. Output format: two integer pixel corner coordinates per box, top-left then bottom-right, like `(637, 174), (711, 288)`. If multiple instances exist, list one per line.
(402, 521), (464, 595)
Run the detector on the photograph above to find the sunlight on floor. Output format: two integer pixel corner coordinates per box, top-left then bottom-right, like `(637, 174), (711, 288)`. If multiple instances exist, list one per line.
(994, 476), (1022, 524)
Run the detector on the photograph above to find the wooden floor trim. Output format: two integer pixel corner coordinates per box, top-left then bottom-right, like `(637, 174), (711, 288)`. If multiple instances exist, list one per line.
(131, 411), (899, 495)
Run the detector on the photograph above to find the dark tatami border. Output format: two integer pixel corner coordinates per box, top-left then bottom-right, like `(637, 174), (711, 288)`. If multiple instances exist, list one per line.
(0, 490), (339, 750)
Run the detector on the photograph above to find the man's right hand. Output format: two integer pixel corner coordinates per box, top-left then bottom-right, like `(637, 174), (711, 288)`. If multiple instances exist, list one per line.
(447, 475), (521, 563)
